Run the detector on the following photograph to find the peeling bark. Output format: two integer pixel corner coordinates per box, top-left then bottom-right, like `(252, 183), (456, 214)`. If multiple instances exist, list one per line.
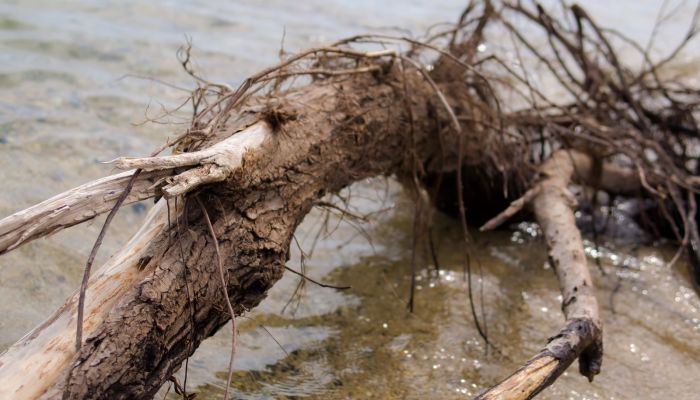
(109, 121), (271, 198)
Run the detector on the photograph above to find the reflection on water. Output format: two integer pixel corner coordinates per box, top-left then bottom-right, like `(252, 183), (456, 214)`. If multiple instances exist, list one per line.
(0, 1), (699, 399)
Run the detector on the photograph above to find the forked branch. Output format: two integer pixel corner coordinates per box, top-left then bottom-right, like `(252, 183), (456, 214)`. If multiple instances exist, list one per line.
(0, 122), (273, 257)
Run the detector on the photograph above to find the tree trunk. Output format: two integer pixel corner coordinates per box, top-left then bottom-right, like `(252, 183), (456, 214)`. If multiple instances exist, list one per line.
(1, 69), (467, 399)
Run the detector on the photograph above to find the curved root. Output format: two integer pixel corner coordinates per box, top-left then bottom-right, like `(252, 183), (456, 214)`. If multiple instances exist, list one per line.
(477, 149), (632, 399)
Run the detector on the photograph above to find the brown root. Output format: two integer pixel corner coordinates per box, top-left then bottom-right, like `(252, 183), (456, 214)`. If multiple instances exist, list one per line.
(478, 150), (620, 398)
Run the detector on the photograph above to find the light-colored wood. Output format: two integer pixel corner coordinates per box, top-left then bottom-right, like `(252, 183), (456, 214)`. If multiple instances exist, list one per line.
(0, 199), (173, 399)
(110, 121), (271, 197)
(477, 356), (557, 400)
(0, 169), (165, 255)
(0, 122), (272, 256)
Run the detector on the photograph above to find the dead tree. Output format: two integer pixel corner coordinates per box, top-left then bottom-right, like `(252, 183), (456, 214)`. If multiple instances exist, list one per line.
(0, 1), (698, 399)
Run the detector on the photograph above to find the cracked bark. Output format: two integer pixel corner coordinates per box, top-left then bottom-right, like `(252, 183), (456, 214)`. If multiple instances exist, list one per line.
(0, 69), (463, 399)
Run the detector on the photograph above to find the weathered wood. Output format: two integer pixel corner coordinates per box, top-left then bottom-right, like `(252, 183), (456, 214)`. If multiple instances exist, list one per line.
(476, 150), (636, 399)
(0, 67), (452, 398)
(0, 169), (166, 255)
(1, 0), (687, 395)
(109, 121), (271, 197)
(0, 72), (641, 400)
(0, 122), (274, 258)
(0, 199), (174, 399)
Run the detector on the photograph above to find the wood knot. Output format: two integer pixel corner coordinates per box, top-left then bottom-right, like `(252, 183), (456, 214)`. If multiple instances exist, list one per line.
(262, 105), (298, 131)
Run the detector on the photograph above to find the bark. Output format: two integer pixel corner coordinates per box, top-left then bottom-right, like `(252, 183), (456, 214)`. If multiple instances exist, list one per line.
(0, 58), (646, 400)
(0, 4), (669, 396)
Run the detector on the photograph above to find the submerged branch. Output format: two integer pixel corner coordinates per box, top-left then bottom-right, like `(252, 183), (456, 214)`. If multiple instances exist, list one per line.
(478, 150), (621, 399)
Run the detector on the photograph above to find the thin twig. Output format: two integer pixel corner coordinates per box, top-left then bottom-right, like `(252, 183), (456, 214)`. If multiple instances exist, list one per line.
(284, 266), (351, 290)
(76, 168), (142, 351)
(196, 196), (237, 400)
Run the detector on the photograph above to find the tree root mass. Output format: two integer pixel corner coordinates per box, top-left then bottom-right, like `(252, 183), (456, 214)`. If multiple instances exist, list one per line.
(0, 1), (698, 399)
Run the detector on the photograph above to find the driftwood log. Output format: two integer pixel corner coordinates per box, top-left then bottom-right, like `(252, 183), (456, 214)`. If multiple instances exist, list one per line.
(0, 1), (698, 399)
(0, 71), (459, 398)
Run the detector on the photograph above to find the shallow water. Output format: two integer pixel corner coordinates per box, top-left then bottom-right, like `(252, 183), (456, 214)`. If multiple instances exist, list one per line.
(0, 1), (698, 399)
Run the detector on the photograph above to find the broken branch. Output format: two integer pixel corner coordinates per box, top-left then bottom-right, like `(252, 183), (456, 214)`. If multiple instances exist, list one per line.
(477, 149), (609, 399)
(0, 169), (167, 255)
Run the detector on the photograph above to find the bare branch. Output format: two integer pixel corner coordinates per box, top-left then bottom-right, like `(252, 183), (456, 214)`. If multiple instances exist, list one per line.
(0, 169), (167, 255)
